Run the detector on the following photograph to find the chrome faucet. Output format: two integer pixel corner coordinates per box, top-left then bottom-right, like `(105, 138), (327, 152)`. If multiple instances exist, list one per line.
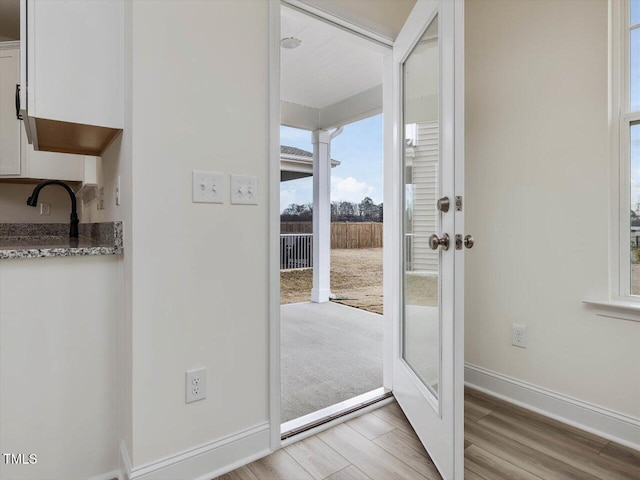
(26, 180), (79, 238)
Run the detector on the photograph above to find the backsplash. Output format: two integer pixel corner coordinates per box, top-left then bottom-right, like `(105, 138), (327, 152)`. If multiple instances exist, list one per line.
(0, 183), (83, 223)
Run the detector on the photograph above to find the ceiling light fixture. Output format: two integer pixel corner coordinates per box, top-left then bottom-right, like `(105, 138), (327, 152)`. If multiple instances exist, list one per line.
(281, 37), (301, 49)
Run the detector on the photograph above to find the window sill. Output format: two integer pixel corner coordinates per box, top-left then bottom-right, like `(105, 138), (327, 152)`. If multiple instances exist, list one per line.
(583, 299), (640, 322)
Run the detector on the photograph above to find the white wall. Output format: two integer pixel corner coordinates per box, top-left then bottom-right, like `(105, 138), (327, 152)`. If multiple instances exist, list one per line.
(465, 0), (640, 419)
(82, 0), (270, 472)
(82, 0), (134, 462)
(0, 256), (120, 480)
(120, 0), (271, 468)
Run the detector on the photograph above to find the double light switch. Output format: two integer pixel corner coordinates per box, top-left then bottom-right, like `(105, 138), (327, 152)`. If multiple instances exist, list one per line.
(192, 171), (224, 204)
(192, 171), (258, 205)
(230, 174), (258, 205)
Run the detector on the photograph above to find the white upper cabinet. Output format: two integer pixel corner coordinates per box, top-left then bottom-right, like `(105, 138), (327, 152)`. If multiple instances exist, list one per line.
(20, 0), (123, 156)
(0, 43), (21, 175)
(1, 42), (87, 182)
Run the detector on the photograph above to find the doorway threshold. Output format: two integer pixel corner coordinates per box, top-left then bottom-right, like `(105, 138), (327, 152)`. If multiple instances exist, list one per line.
(281, 387), (393, 443)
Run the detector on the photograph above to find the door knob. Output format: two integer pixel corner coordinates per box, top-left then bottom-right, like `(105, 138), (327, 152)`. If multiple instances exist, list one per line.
(428, 233), (450, 251)
(463, 235), (474, 249)
(437, 196), (450, 213)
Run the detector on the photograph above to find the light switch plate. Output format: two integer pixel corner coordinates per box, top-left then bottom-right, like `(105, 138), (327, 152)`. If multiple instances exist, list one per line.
(230, 174), (258, 205)
(193, 171), (224, 204)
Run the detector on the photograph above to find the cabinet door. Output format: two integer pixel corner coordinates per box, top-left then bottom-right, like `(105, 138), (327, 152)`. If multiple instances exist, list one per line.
(0, 46), (21, 175)
(27, 0), (123, 128)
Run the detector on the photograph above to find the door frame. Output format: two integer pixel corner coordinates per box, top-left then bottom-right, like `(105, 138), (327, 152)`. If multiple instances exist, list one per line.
(267, 0), (465, 458)
(268, 0), (282, 451)
(453, 2), (465, 474)
(268, 0), (394, 451)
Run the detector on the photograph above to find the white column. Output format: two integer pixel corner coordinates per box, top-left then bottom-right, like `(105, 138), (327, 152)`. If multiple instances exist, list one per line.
(311, 129), (331, 303)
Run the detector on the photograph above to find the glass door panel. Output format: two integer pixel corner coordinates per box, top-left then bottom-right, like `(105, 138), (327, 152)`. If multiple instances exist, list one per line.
(402, 14), (441, 402)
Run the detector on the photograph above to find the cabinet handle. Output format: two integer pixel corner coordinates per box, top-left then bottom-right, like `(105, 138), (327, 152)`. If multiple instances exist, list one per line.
(15, 84), (23, 120)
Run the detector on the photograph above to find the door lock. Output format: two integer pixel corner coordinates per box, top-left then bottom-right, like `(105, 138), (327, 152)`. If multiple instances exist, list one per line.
(437, 197), (450, 213)
(455, 234), (475, 250)
(464, 235), (475, 248)
(428, 233), (450, 251)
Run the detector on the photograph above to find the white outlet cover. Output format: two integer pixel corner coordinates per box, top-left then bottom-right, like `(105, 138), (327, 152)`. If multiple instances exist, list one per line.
(185, 368), (207, 403)
(97, 186), (105, 211)
(512, 323), (528, 348)
(230, 174), (258, 205)
(115, 176), (121, 206)
(39, 203), (51, 216)
(193, 171), (224, 204)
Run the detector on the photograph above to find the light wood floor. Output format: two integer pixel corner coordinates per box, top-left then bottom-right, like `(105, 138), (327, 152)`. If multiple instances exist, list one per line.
(217, 388), (640, 480)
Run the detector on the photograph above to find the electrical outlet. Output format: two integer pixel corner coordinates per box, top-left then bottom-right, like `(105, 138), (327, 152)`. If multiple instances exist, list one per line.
(185, 368), (207, 403)
(512, 324), (528, 348)
(39, 203), (51, 216)
(230, 174), (258, 205)
(97, 187), (105, 211)
(115, 176), (121, 206)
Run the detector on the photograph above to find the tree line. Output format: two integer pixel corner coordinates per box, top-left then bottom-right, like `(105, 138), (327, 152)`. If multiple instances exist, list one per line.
(281, 197), (383, 222)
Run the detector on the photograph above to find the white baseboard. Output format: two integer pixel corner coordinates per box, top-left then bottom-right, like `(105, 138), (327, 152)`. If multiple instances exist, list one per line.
(119, 422), (271, 480)
(89, 469), (123, 480)
(465, 363), (640, 451)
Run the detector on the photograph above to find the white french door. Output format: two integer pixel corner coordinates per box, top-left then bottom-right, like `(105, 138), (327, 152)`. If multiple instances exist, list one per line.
(385, 1), (465, 479)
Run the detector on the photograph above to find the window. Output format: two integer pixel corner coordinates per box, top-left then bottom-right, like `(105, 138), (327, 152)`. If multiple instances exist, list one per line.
(619, 1), (640, 296)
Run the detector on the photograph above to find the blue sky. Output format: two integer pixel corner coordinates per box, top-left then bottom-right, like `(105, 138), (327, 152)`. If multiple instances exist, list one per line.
(280, 114), (383, 212)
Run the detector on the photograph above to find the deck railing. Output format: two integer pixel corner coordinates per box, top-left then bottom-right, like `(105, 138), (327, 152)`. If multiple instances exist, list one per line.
(280, 234), (313, 270)
(280, 233), (410, 270)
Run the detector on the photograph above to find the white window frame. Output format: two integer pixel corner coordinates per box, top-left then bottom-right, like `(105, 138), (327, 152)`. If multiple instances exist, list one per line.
(612, 0), (640, 301)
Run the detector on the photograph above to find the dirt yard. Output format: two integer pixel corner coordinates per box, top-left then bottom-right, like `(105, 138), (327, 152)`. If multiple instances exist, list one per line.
(281, 248), (438, 314)
(633, 265), (640, 295)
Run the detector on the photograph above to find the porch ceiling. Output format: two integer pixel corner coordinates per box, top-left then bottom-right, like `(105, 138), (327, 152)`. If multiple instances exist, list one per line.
(281, 4), (387, 130)
(296, 0), (417, 43)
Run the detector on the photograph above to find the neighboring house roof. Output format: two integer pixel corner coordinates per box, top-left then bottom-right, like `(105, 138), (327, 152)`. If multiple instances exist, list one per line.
(280, 146), (340, 182)
(281, 146), (313, 157)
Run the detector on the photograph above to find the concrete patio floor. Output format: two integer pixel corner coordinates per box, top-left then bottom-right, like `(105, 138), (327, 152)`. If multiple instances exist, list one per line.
(281, 301), (383, 422)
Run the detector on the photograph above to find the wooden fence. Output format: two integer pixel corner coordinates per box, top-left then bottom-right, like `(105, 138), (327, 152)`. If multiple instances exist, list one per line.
(280, 222), (383, 249)
(280, 222), (313, 234)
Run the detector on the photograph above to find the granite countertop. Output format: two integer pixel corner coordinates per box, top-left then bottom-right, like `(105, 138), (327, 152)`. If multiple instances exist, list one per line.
(0, 222), (123, 259)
